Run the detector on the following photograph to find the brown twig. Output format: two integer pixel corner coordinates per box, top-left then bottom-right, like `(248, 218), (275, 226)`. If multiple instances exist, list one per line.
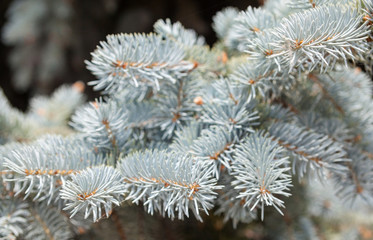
(308, 73), (344, 115)
(276, 139), (323, 166)
(111, 209), (127, 240)
(272, 98), (300, 114)
(347, 163), (364, 194)
(102, 119), (117, 147)
(32, 210), (54, 240)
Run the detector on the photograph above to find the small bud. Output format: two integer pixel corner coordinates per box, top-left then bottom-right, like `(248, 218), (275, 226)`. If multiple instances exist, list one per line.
(354, 67), (362, 75)
(77, 227), (86, 234)
(363, 14), (371, 22)
(357, 185), (364, 193)
(264, 49), (273, 56)
(92, 102), (99, 109)
(218, 51), (228, 64)
(192, 61), (199, 69)
(193, 96), (204, 105)
(72, 81), (85, 93)
(56, 179), (63, 186)
(252, 27), (260, 32)
(37, 108), (46, 116)
(359, 226), (373, 239)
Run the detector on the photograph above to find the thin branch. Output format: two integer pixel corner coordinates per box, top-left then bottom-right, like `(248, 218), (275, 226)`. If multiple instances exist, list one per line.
(31, 209), (54, 240)
(111, 209), (127, 240)
(308, 73), (344, 115)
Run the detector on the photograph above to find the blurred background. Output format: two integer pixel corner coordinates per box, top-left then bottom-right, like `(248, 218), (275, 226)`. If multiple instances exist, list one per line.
(0, 0), (260, 111)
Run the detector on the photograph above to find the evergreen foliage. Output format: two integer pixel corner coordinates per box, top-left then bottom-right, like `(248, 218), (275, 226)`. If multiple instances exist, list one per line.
(2, 0), (73, 91)
(2, 0), (373, 239)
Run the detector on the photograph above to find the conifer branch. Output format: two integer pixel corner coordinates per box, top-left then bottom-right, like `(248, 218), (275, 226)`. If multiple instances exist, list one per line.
(118, 149), (221, 221)
(2, 1), (373, 237)
(308, 73), (344, 114)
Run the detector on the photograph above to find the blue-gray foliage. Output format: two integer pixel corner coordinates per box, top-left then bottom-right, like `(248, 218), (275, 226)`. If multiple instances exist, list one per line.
(2, 1), (373, 238)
